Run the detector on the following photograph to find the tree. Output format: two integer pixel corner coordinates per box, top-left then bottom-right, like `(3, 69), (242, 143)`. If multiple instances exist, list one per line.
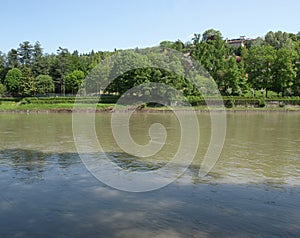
(0, 83), (6, 96)
(35, 75), (54, 95)
(31, 41), (50, 77)
(223, 57), (247, 95)
(85, 56), (113, 94)
(32, 54), (51, 77)
(7, 49), (19, 68)
(159, 40), (184, 51)
(265, 31), (293, 50)
(0, 51), (5, 68)
(192, 33), (201, 45)
(19, 67), (35, 96)
(18, 41), (33, 66)
(106, 50), (150, 94)
(293, 63), (300, 96)
(0, 51), (7, 83)
(246, 37), (264, 48)
(50, 47), (71, 94)
(273, 48), (296, 96)
(4, 68), (22, 95)
(65, 70), (85, 94)
(32, 41), (43, 60)
(246, 45), (276, 97)
(189, 32), (229, 94)
(202, 29), (222, 42)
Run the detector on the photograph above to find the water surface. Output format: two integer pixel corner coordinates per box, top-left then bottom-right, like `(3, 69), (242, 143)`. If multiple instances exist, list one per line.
(0, 112), (299, 237)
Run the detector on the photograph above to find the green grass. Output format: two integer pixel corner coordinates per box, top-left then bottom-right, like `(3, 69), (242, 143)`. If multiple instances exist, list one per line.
(0, 101), (116, 111)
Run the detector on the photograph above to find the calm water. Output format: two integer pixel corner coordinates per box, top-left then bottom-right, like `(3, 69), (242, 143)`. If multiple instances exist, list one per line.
(0, 112), (300, 237)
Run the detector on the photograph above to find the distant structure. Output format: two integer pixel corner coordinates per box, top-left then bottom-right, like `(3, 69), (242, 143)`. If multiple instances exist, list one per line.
(226, 36), (248, 47)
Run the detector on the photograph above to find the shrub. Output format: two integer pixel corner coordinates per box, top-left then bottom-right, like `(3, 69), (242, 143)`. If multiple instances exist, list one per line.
(19, 98), (32, 104)
(259, 98), (266, 107)
(187, 95), (205, 106)
(225, 98), (235, 108)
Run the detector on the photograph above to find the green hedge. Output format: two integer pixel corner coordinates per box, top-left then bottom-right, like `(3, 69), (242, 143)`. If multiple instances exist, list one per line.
(4, 96), (300, 108)
(187, 96), (261, 107)
(187, 96), (300, 108)
(0, 98), (22, 102)
(19, 95), (120, 105)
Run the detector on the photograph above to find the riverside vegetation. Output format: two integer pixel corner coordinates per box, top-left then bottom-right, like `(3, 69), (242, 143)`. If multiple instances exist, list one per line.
(1, 29), (300, 111)
(1, 96), (300, 112)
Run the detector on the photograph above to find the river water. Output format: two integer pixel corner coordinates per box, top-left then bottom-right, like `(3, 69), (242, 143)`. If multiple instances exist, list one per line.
(0, 112), (299, 237)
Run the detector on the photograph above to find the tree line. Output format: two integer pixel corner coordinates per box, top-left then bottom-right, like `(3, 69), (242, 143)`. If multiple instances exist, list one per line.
(0, 29), (300, 97)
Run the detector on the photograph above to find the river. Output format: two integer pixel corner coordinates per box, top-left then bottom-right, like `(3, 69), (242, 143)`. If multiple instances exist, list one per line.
(0, 112), (299, 237)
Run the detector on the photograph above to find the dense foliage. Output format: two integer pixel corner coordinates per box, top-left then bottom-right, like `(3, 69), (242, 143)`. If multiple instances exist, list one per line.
(0, 29), (300, 97)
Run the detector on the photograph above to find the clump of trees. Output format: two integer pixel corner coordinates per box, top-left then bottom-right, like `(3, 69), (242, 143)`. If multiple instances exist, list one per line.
(0, 42), (111, 96)
(187, 29), (300, 97)
(0, 29), (300, 97)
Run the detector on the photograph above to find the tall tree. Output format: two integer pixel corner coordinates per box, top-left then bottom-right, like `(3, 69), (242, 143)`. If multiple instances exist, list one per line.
(31, 42), (51, 77)
(201, 31), (228, 93)
(7, 49), (19, 68)
(0, 51), (5, 68)
(32, 41), (43, 59)
(273, 48), (296, 96)
(50, 47), (71, 94)
(18, 41), (33, 66)
(32, 55), (51, 77)
(246, 45), (276, 97)
(223, 57), (247, 95)
(0, 51), (7, 83)
(293, 64), (300, 96)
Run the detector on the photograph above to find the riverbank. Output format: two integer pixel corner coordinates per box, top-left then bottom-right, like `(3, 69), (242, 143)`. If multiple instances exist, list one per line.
(2, 96), (300, 113)
(1, 102), (300, 113)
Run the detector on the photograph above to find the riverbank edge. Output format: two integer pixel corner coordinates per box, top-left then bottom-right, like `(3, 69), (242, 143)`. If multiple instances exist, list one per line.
(1, 107), (300, 113)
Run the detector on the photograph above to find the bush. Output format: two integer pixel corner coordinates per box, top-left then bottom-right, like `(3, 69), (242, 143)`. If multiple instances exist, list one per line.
(225, 98), (235, 108)
(19, 98), (33, 104)
(259, 98), (266, 107)
(186, 95), (205, 106)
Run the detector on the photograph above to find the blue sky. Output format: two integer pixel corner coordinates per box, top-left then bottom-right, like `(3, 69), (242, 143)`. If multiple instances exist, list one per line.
(1, 0), (299, 54)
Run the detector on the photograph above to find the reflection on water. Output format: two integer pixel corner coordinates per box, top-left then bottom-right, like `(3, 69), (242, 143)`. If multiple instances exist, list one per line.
(0, 113), (300, 237)
(108, 152), (166, 171)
